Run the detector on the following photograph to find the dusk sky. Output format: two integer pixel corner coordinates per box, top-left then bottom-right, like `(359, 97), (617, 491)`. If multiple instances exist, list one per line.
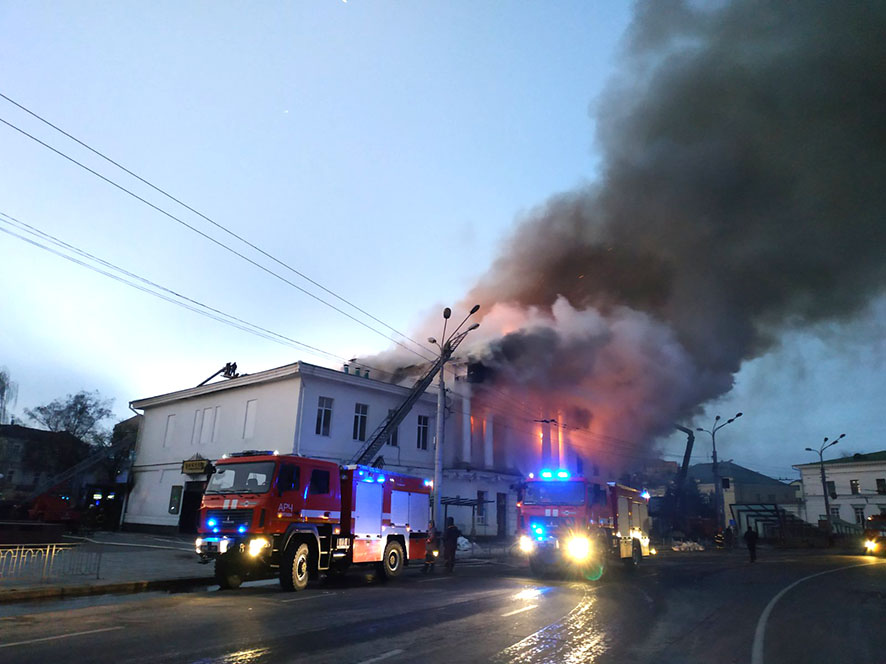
(2, 1), (883, 481)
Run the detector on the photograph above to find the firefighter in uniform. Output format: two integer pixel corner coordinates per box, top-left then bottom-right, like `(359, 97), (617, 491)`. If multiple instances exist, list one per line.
(443, 516), (461, 573)
(422, 520), (438, 574)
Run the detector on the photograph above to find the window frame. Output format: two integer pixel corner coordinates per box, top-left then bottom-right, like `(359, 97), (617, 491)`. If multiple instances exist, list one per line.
(353, 403), (368, 441)
(315, 396), (333, 437)
(416, 414), (429, 450)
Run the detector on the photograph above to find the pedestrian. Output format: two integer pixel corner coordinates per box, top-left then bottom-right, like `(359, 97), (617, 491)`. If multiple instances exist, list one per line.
(443, 516), (461, 573)
(744, 526), (758, 562)
(422, 520), (438, 574)
(724, 526), (735, 550)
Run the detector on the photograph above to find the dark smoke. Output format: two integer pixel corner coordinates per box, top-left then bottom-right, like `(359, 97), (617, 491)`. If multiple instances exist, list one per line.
(377, 1), (886, 467)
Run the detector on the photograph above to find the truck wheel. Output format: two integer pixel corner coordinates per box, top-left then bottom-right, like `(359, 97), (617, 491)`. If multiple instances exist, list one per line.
(280, 542), (311, 592)
(215, 556), (243, 590)
(380, 540), (404, 579)
(623, 540), (642, 570)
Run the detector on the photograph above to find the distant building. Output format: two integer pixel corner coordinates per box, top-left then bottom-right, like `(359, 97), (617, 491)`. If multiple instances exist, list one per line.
(0, 424), (91, 504)
(687, 461), (798, 527)
(793, 451), (886, 527)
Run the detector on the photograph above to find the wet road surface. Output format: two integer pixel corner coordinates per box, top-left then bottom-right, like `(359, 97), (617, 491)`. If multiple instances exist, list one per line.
(1, 551), (883, 663)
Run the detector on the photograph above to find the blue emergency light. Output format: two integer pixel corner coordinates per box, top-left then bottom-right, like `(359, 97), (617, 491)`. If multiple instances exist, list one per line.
(540, 470), (553, 479)
(207, 518), (218, 528)
(556, 470), (570, 479)
(376, 476), (386, 483)
(238, 525), (247, 534)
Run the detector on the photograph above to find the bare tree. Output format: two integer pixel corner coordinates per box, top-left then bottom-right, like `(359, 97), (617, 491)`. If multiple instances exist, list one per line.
(25, 390), (114, 444)
(0, 367), (18, 425)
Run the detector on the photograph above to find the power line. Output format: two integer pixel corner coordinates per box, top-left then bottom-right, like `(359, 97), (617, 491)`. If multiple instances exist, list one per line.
(0, 107), (435, 364)
(0, 211), (411, 378)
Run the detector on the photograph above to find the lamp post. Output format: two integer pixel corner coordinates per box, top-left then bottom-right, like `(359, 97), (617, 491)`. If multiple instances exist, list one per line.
(805, 433), (845, 533)
(428, 305), (480, 527)
(696, 412), (742, 530)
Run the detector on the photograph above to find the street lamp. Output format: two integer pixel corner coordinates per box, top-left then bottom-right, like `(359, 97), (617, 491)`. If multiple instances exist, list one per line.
(428, 304), (480, 527)
(805, 433), (846, 533)
(696, 412), (743, 530)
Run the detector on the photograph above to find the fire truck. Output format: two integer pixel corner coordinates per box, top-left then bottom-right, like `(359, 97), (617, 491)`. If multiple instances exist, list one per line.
(196, 322), (478, 590)
(516, 470), (652, 578)
(196, 452), (432, 590)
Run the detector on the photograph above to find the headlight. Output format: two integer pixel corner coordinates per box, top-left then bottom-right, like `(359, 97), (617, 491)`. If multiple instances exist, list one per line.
(565, 536), (592, 562)
(195, 537), (203, 553)
(864, 539), (878, 553)
(518, 535), (536, 554)
(248, 537), (270, 557)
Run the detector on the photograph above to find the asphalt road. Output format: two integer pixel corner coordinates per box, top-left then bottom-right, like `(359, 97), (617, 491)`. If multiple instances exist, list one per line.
(1, 551), (884, 663)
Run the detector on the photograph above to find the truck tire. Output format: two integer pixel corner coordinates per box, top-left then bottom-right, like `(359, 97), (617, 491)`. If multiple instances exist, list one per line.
(380, 540), (404, 579)
(280, 542), (311, 592)
(623, 540), (642, 570)
(215, 556), (243, 590)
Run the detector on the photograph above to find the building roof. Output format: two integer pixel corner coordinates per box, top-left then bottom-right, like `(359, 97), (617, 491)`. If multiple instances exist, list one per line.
(0, 424), (84, 446)
(687, 461), (787, 487)
(130, 360), (435, 410)
(794, 450), (886, 468)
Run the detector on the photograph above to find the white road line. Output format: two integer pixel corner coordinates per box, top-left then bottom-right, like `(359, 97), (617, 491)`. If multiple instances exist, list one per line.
(751, 560), (878, 664)
(0, 626), (124, 648)
(355, 648), (404, 663)
(417, 576), (450, 583)
(501, 604), (538, 617)
(281, 592), (337, 603)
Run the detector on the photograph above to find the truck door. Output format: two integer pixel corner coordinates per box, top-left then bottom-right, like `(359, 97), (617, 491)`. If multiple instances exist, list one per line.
(352, 481), (384, 563)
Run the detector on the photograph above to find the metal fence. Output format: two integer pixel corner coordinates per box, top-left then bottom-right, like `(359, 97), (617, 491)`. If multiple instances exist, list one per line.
(0, 544), (101, 584)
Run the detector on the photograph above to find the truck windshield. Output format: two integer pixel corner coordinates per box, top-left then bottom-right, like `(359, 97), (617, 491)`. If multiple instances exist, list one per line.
(523, 481), (585, 506)
(206, 461), (276, 494)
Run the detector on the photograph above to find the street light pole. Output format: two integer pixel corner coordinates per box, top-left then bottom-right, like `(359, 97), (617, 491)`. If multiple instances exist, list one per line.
(805, 433), (846, 533)
(428, 305), (480, 528)
(697, 412), (742, 530)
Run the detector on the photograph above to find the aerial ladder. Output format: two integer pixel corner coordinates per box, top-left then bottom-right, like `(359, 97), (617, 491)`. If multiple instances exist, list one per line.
(349, 327), (475, 466)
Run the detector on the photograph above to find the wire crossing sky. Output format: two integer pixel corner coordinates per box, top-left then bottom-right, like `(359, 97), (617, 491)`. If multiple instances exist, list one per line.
(1, 1), (883, 479)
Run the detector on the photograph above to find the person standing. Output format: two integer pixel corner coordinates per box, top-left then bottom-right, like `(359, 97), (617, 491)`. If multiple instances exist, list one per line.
(744, 526), (759, 562)
(422, 520), (438, 574)
(443, 516), (461, 573)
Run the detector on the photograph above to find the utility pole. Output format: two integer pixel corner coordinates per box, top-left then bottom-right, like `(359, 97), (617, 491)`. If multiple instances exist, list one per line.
(697, 412), (742, 530)
(428, 305), (480, 528)
(806, 433), (845, 534)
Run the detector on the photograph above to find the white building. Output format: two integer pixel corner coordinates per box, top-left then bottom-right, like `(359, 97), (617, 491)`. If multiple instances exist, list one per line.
(123, 361), (524, 538)
(793, 451), (886, 527)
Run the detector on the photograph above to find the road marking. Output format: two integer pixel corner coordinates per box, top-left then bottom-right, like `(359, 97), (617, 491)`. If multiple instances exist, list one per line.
(355, 648), (404, 663)
(417, 576), (450, 583)
(0, 626), (124, 648)
(751, 560), (878, 664)
(281, 592), (337, 603)
(501, 604), (538, 617)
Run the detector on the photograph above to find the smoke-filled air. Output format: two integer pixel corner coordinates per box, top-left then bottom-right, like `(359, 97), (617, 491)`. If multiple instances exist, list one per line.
(367, 0), (886, 470)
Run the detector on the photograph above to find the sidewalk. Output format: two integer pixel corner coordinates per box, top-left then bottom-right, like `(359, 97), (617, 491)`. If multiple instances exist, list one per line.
(0, 532), (515, 605)
(0, 531), (214, 604)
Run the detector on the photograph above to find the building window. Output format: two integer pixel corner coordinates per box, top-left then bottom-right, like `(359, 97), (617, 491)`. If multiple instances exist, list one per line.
(477, 490), (487, 524)
(826, 481), (835, 497)
(416, 415), (429, 450)
(385, 409), (398, 447)
(243, 399), (257, 439)
(353, 403), (368, 441)
(850, 479), (860, 495)
(877, 478), (886, 495)
(853, 506), (865, 524)
(830, 506), (841, 521)
(315, 397), (333, 437)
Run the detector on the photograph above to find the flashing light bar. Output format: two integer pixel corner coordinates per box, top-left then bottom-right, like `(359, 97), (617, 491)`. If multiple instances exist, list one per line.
(207, 518), (218, 528)
(537, 469), (571, 480)
(641, 490), (651, 500)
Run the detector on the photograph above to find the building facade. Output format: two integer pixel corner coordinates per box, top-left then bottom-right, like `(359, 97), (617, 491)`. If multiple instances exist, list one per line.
(124, 361), (526, 537)
(793, 451), (886, 526)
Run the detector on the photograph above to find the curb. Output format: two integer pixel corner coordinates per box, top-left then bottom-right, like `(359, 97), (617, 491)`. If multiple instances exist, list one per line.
(0, 575), (213, 605)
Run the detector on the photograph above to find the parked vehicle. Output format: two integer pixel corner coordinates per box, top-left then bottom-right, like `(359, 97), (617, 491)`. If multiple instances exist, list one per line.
(516, 469), (652, 579)
(863, 514), (886, 556)
(195, 451), (432, 590)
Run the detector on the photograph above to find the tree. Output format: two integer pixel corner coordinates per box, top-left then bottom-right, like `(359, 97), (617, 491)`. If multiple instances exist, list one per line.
(25, 390), (114, 444)
(0, 367), (18, 425)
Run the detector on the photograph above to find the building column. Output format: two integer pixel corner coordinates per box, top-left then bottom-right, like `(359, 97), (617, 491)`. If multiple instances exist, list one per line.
(484, 413), (494, 469)
(461, 385), (472, 464)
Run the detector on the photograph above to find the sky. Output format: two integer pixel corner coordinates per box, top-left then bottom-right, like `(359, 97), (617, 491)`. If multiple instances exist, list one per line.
(1, 1), (883, 481)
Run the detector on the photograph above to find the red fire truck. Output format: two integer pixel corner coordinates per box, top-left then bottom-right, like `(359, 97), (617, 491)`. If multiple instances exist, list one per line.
(516, 469), (652, 578)
(196, 451), (433, 590)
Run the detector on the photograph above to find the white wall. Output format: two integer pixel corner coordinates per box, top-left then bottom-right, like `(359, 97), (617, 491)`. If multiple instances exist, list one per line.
(796, 459), (886, 525)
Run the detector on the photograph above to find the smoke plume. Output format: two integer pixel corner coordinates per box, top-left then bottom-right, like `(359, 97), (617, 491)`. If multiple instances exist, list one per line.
(372, 1), (886, 469)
